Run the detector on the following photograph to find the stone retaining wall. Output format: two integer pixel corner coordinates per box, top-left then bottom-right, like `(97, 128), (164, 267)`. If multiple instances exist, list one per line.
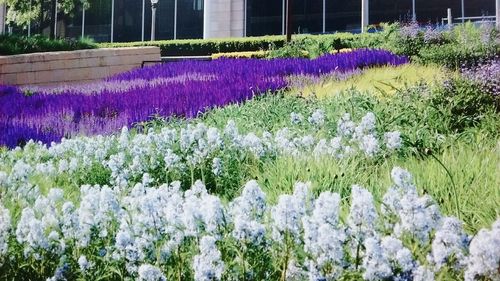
(0, 47), (161, 86)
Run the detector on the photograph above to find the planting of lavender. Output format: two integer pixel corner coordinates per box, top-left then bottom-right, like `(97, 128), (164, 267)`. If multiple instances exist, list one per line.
(0, 49), (407, 148)
(0, 22), (499, 281)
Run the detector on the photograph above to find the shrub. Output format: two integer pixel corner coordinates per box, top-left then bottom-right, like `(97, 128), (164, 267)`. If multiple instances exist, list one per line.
(0, 34), (97, 55)
(99, 33), (380, 57)
(99, 36), (287, 56)
(433, 77), (497, 131)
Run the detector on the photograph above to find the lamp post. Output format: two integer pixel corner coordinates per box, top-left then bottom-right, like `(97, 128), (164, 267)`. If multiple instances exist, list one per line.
(151, 0), (158, 41)
(411, 0), (416, 21)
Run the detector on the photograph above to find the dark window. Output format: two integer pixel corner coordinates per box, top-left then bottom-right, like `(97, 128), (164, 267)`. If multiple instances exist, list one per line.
(177, 0), (204, 39)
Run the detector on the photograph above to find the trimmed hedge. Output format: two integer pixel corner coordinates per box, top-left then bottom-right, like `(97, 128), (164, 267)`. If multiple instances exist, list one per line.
(98, 33), (380, 57)
(0, 34), (97, 55)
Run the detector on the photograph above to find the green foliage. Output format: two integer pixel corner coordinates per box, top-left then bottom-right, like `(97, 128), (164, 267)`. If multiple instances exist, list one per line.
(385, 22), (499, 68)
(0, 34), (97, 55)
(433, 77), (498, 131)
(132, 79), (500, 232)
(99, 33), (380, 57)
(0, 0), (89, 27)
(100, 36), (287, 56)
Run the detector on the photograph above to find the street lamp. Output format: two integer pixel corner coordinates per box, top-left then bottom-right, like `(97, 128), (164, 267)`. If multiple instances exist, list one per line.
(151, 0), (158, 41)
(411, 0), (416, 21)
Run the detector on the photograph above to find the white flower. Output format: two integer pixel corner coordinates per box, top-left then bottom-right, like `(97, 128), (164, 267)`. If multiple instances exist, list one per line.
(381, 236), (415, 273)
(412, 265), (435, 281)
(303, 192), (346, 279)
(138, 264), (167, 281)
(290, 112), (304, 125)
(428, 217), (469, 270)
(78, 255), (94, 272)
(348, 185), (378, 242)
(362, 237), (392, 281)
(390, 167), (415, 190)
(337, 113), (355, 137)
(359, 112), (376, 133)
(164, 149), (181, 170)
(242, 133), (265, 157)
(0, 204), (11, 257)
(359, 134), (379, 157)
(394, 193), (441, 244)
(212, 157), (222, 176)
(464, 219), (500, 281)
(384, 131), (402, 151)
(193, 236), (225, 281)
(230, 180), (267, 244)
(308, 109), (325, 127)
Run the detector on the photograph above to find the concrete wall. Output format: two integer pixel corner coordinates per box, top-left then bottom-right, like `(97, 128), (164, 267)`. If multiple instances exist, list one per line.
(0, 47), (160, 86)
(204, 0), (245, 39)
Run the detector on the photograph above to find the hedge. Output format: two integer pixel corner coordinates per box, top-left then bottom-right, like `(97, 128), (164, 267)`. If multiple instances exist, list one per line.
(0, 34), (97, 55)
(98, 33), (381, 57)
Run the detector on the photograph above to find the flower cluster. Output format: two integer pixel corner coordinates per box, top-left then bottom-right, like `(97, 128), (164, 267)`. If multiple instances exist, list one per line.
(0, 111), (402, 204)
(462, 58), (500, 97)
(0, 49), (408, 148)
(0, 167), (497, 280)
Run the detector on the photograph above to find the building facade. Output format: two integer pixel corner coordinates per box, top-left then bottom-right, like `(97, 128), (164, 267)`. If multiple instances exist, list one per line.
(0, 0), (497, 42)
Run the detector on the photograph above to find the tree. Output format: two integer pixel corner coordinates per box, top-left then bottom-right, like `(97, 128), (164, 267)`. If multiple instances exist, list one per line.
(0, 0), (89, 38)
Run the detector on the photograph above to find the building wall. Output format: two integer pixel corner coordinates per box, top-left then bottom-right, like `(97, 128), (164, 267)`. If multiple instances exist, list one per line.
(2, 0), (497, 41)
(204, 0), (245, 38)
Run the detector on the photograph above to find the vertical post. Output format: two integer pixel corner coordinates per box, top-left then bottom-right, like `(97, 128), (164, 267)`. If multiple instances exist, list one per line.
(282, 0), (285, 35)
(111, 0), (115, 42)
(0, 3), (5, 34)
(461, 0), (464, 23)
(496, 0), (500, 29)
(54, 0), (58, 38)
(412, 0), (416, 21)
(141, 0), (145, 41)
(28, 0), (32, 37)
(174, 0), (177, 39)
(203, 0), (212, 38)
(151, 3), (157, 41)
(322, 0), (325, 33)
(82, 7), (86, 38)
(244, 0), (247, 36)
(361, 0), (368, 32)
(447, 8), (452, 26)
(286, 0), (292, 42)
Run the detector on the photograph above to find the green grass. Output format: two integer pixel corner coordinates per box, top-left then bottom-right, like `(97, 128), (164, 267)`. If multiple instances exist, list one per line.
(290, 64), (449, 98)
(254, 139), (499, 234)
(155, 84), (498, 233)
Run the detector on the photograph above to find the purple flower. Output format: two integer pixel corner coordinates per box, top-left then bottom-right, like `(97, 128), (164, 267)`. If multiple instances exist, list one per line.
(0, 49), (408, 148)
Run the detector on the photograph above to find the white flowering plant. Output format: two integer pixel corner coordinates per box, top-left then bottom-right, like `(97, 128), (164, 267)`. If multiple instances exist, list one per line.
(0, 168), (498, 280)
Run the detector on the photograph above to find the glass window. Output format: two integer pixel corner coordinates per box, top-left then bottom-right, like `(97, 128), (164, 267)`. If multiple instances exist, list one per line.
(154, 0), (175, 40)
(113, 0), (143, 42)
(246, 0), (283, 36)
(85, 0), (112, 42)
(326, 0), (362, 32)
(293, 0), (322, 34)
(177, 0), (203, 39)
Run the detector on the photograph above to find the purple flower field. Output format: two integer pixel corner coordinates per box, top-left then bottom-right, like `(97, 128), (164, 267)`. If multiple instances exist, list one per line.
(0, 49), (408, 148)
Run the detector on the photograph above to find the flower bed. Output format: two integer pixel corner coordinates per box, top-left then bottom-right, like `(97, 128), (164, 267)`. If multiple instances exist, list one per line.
(0, 49), (408, 148)
(0, 165), (498, 280)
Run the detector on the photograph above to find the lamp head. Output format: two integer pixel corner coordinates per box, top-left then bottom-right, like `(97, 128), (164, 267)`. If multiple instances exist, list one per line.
(151, 0), (158, 4)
